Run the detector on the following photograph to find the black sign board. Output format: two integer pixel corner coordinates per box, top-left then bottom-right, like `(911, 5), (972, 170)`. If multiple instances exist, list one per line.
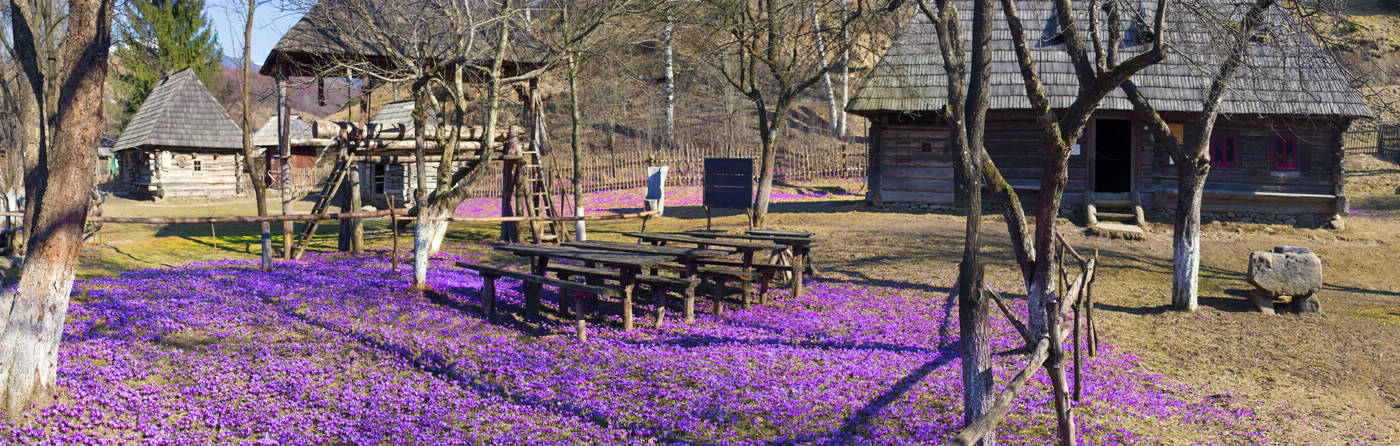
(703, 158), (754, 210)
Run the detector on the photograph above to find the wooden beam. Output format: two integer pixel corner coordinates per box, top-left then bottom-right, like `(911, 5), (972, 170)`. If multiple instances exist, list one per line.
(946, 338), (1052, 446)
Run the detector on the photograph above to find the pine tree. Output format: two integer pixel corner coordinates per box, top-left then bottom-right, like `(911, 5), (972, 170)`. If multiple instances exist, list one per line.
(113, 0), (222, 129)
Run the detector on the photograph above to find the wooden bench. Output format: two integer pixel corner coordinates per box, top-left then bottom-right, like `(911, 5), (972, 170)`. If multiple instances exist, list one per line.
(546, 264), (700, 324)
(655, 262), (764, 314)
(457, 262), (618, 341)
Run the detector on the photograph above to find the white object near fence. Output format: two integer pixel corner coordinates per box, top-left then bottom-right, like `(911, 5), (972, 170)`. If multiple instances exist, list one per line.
(575, 207), (587, 241)
(646, 166), (669, 216)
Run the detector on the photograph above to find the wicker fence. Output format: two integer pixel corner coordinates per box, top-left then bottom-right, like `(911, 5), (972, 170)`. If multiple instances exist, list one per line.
(460, 137), (868, 198)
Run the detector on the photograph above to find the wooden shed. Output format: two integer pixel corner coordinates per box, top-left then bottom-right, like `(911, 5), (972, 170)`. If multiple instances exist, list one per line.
(252, 115), (333, 193)
(848, 0), (1373, 226)
(114, 69), (247, 200)
(354, 100), (480, 208)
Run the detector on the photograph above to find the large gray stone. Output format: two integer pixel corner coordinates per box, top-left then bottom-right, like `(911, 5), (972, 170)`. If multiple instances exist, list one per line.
(1247, 249), (1323, 297)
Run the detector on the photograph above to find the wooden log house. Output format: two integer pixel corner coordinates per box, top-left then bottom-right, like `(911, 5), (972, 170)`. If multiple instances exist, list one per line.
(114, 69), (248, 200)
(252, 115), (333, 193)
(262, 0), (563, 242)
(848, 1), (1373, 227)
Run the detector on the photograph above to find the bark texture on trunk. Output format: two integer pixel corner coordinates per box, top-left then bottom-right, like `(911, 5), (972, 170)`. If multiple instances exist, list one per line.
(811, 3), (839, 135)
(751, 103), (788, 227)
(1172, 168), (1206, 311)
(0, 0), (114, 417)
(959, 0), (996, 439)
(240, 0), (272, 272)
(663, 9), (676, 149)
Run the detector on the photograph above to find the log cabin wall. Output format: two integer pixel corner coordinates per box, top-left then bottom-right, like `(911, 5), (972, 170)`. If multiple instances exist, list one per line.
(1137, 113), (1348, 218)
(866, 111), (1087, 211)
(149, 149), (245, 200)
(865, 111), (1348, 221)
(359, 159), (479, 208)
(118, 149), (158, 199)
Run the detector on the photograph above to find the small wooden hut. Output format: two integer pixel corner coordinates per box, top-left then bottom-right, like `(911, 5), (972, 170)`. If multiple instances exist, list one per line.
(114, 69), (246, 200)
(252, 115), (333, 192)
(849, 1), (1373, 227)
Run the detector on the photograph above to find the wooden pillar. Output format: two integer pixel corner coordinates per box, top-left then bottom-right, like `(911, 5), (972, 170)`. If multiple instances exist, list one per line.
(352, 74), (367, 253)
(501, 158), (518, 242)
(276, 72), (292, 259)
(339, 73), (368, 253)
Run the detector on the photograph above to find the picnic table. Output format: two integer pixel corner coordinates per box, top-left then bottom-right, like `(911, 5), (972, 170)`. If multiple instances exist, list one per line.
(622, 232), (783, 270)
(494, 244), (672, 330)
(564, 240), (730, 278)
(677, 230), (821, 297)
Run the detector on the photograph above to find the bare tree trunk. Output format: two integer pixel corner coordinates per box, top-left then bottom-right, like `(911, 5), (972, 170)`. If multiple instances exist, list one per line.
(241, 0), (272, 272)
(276, 75), (292, 259)
(568, 53), (585, 220)
(811, 2), (839, 134)
(1173, 166), (1205, 311)
(838, 0), (850, 137)
(663, 7), (676, 149)
(963, 0), (996, 440)
(411, 79), (431, 288)
(751, 101), (788, 227)
(0, 0), (113, 417)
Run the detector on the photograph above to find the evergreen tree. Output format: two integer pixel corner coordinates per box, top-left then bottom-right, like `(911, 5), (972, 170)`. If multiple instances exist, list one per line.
(113, 0), (222, 128)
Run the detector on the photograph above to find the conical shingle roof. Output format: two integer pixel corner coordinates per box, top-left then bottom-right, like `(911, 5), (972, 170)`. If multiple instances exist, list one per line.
(115, 69), (244, 152)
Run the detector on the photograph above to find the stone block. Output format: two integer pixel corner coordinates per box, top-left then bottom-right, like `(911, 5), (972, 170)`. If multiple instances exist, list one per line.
(1248, 249), (1323, 297)
(1290, 294), (1322, 314)
(1248, 289), (1276, 315)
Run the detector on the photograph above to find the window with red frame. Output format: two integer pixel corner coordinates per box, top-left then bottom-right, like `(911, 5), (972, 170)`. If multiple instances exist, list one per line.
(1271, 136), (1298, 171)
(1210, 135), (1237, 168)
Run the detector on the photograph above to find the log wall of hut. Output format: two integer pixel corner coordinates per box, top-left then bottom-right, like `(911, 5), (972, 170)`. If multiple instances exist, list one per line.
(357, 159), (478, 208)
(117, 148), (245, 200)
(865, 111), (1349, 221)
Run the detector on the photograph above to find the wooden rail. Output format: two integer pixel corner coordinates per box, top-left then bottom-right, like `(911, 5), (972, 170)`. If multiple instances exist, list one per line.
(948, 233), (1100, 446)
(0, 209), (658, 225)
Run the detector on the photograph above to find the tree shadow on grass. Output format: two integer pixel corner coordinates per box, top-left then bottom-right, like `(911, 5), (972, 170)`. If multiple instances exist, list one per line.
(828, 345), (960, 443)
(261, 293), (691, 441)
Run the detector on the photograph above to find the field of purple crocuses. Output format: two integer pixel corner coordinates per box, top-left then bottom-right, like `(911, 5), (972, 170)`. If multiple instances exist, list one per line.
(0, 242), (1275, 444)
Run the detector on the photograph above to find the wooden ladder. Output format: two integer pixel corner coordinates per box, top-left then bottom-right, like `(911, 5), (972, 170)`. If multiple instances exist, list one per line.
(519, 144), (567, 244)
(291, 141), (352, 259)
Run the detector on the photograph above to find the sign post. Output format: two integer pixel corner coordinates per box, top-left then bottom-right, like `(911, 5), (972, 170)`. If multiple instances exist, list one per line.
(703, 158), (754, 230)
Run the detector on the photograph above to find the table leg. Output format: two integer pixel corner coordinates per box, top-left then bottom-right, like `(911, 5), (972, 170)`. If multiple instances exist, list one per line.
(574, 291), (588, 342)
(654, 284), (669, 326)
(557, 272), (573, 318)
(584, 261), (602, 286)
(802, 246), (819, 275)
(711, 277), (725, 316)
(620, 267), (638, 331)
(683, 258), (699, 279)
(791, 247), (806, 298)
(481, 275), (497, 321)
(526, 256), (549, 319)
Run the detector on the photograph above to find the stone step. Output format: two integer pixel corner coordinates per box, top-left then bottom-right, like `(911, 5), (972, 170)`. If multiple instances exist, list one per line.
(1087, 222), (1146, 240)
(1095, 199), (1134, 208)
(1095, 211), (1137, 222)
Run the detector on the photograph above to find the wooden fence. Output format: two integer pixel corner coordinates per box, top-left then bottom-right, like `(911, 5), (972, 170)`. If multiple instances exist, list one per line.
(1345, 124), (1400, 162)
(460, 138), (868, 198)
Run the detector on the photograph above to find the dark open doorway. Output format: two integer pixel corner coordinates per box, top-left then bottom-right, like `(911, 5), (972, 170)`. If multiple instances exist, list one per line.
(1095, 119), (1133, 193)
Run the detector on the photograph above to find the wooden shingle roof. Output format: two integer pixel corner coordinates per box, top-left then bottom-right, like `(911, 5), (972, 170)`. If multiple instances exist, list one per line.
(849, 0), (1372, 118)
(260, 0), (547, 77)
(115, 69), (244, 152)
(252, 115), (315, 147)
(370, 100), (436, 126)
